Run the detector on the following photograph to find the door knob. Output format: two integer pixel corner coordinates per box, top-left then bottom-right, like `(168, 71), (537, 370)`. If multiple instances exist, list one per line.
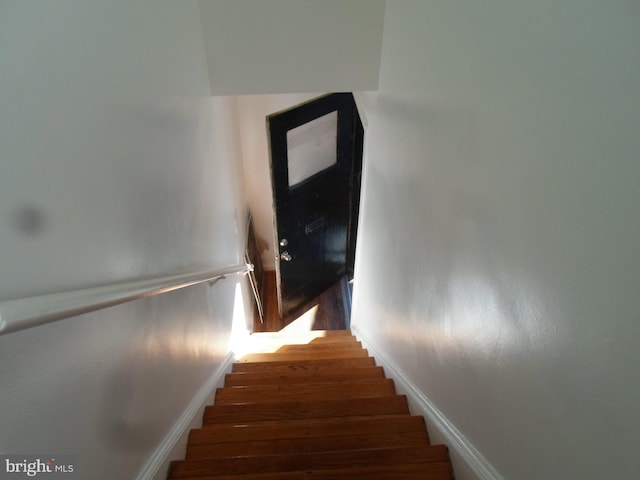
(280, 251), (292, 262)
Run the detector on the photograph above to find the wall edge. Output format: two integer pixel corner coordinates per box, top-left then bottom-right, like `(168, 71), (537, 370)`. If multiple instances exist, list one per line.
(352, 325), (504, 480)
(135, 351), (235, 480)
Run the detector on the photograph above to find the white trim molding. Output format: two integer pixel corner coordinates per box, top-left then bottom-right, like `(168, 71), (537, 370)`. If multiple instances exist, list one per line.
(352, 325), (504, 480)
(0, 263), (252, 336)
(135, 352), (235, 480)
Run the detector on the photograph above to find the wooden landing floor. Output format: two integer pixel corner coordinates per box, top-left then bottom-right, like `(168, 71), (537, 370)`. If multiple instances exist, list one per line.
(252, 271), (349, 333)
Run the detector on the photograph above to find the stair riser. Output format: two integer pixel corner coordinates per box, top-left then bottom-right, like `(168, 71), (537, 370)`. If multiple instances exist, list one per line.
(204, 396), (410, 425)
(186, 431), (430, 459)
(170, 461), (454, 480)
(170, 445), (449, 478)
(238, 347), (369, 363)
(223, 366), (385, 386)
(214, 379), (396, 404)
(231, 356), (375, 373)
(190, 415), (427, 445)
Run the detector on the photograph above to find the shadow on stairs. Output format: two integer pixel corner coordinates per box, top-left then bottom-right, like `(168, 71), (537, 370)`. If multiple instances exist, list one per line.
(168, 329), (454, 479)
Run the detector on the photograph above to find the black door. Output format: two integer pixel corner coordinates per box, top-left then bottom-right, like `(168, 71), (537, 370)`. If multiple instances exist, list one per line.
(268, 93), (362, 317)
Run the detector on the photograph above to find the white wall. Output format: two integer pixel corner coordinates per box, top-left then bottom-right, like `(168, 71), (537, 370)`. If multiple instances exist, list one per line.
(198, 0), (385, 95)
(235, 93), (322, 270)
(0, 2), (247, 479)
(353, 1), (640, 479)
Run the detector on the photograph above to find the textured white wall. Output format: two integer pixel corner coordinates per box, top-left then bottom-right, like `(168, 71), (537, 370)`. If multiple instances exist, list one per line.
(0, 2), (247, 479)
(235, 93), (322, 270)
(352, 1), (640, 479)
(199, 0), (385, 95)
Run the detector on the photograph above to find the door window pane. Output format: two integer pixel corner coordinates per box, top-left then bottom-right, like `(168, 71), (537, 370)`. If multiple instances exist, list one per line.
(286, 111), (338, 187)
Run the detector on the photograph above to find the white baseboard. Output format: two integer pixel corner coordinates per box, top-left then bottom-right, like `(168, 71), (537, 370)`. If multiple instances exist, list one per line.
(352, 326), (503, 480)
(339, 276), (352, 329)
(135, 352), (235, 480)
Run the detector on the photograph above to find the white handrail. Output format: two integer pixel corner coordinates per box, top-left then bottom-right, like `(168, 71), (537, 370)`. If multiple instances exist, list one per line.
(0, 263), (253, 336)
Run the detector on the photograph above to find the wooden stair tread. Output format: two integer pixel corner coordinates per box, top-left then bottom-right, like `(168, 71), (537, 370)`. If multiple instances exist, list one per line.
(231, 356), (375, 373)
(223, 365), (385, 386)
(248, 330), (353, 340)
(214, 378), (396, 404)
(238, 346), (369, 363)
(186, 430), (430, 459)
(302, 335), (358, 344)
(251, 329), (352, 336)
(170, 461), (453, 480)
(273, 341), (362, 351)
(204, 395), (410, 424)
(190, 414), (427, 444)
(247, 336), (359, 346)
(170, 445), (449, 478)
(239, 337), (360, 355)
(169, 329), (454, 480)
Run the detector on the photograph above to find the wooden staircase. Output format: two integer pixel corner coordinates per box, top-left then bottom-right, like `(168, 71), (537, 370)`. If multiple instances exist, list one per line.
(168, 330), (454, 479)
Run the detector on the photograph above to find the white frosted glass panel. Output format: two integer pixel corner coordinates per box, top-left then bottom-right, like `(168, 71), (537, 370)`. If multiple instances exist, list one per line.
(286, 111), (338, 187)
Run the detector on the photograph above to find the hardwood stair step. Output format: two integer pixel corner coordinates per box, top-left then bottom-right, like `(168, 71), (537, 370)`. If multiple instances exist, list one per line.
(239, 336), (360, 355)
(238, 346), (369, 363)
(170, 444), (449, 478)
(190, 414), (427, 444)
(170, 461), (453, 480)
(246, 334), (359, 347)
(251, 328), (353, 337)
(231, 356), (375, 373)
(168, 327), (454, 480)
(223, 365), (385, 386)
(203, 395), (410, 425)
(300, 334), (358, 344)
(185, 430), (430, 459)
(248, 330), (353, 340)
(272, 341), (362, 352)
(214, 378), (396, 404)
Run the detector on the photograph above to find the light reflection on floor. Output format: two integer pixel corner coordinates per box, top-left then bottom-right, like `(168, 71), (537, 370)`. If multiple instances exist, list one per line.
(232, 301), (327, 360)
